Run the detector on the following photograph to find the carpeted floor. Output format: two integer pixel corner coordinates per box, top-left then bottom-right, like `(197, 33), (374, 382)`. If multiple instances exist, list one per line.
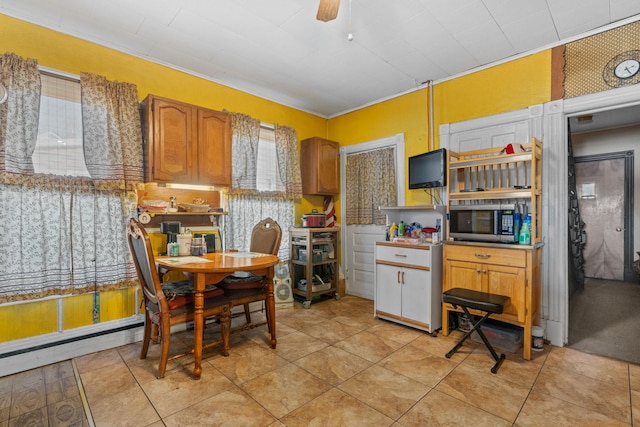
(569, 277), (640, 365)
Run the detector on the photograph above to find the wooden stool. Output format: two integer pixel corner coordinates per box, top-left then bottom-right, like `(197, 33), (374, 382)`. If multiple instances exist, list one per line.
(442, 288), (511, 373)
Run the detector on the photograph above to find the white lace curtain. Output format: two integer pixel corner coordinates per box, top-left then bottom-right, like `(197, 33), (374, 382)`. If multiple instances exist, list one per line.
(0, 53), (142, 302)
(224, 113), (301, 259)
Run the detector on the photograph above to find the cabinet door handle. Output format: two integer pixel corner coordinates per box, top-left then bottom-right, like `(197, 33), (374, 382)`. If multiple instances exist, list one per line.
(474, 253), (491, 259)
(397, 271), (401, 284)
(401, 271), (405, 284)
(394, 254), (407, 258)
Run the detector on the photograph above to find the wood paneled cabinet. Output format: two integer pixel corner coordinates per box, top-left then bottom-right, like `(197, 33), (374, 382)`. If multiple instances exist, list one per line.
(300, 137), (339, 195)
(142, 95), (231, 186)
(442, 243), (541, 360)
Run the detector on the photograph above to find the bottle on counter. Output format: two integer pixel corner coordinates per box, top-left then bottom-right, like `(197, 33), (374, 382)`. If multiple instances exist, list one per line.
(519, 220), (531, 245)
(389, 222), (398, 239)
(398, 221), (405, 237)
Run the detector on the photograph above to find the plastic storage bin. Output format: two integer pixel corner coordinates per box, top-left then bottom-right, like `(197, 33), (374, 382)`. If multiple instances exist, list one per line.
(471, 319), (523, 353)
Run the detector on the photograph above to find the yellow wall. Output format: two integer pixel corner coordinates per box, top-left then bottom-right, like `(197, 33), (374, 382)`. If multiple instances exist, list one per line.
(327, 51), (552, 206)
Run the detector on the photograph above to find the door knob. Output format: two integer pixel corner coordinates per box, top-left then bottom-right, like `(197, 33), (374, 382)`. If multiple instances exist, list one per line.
(616, 227), (622, 232)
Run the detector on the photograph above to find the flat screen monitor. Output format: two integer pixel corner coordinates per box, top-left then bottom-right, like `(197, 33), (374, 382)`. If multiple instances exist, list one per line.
(408, 148), (447, 189)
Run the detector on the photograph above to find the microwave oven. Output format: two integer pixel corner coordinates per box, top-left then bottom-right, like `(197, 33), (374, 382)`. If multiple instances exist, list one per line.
(449, 204), (519, 243)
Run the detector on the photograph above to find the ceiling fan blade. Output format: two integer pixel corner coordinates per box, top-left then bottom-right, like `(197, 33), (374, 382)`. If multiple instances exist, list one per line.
(317, 0), (340, 22)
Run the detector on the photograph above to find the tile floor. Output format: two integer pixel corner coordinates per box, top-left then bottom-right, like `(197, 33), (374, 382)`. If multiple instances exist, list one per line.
(2, 295), (639, 426)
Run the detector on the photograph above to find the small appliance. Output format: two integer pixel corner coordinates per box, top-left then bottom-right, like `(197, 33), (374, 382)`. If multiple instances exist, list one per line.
(449, 204), (518, 243)
(302, 209), (325, 227)
(159, 221), (181, 254)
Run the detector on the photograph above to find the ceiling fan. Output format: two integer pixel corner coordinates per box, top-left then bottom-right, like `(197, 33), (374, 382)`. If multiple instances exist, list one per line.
(316, 0), (340, 22)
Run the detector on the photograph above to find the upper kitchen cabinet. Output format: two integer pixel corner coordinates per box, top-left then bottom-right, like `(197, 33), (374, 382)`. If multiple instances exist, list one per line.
(142, 95), (231, 186)
(300, 137), (340, 195)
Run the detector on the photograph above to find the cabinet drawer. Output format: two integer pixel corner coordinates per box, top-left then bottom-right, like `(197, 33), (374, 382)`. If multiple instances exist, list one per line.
(376, 244), (430, 268)
(444, 245), (526, 268)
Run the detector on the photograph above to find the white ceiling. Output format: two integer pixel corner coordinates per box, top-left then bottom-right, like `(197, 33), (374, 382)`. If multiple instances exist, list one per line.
(1, 0), (640, 118)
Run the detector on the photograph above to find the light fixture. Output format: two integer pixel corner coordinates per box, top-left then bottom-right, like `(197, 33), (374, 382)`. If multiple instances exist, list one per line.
(577, 114), (593, 123)
(161, 183), (221, 191)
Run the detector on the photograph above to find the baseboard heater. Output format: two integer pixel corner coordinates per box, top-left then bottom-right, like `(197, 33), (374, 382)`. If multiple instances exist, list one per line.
(0, 317), (145, 377)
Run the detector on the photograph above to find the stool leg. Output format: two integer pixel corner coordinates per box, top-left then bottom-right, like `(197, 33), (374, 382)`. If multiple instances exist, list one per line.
(445, 306), (506, 374)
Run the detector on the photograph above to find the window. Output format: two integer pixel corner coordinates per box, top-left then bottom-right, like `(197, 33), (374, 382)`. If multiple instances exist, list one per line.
(256, 126), (284, 192)
(31, 74), (89, 176)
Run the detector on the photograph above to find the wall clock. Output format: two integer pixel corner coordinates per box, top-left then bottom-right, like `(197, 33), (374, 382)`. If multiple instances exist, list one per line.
(603, 50), (640, 88)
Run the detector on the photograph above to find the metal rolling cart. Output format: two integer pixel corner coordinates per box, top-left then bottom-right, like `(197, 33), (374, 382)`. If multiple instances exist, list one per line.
(289, 226), (340, 309)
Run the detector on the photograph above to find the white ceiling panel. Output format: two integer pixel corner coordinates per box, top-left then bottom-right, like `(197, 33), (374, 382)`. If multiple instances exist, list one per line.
(1, 0), (639, 117)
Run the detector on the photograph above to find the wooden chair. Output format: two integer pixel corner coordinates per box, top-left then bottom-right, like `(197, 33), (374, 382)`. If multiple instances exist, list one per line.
(127, 218), (231, 378)
(217, 217), (282, 332)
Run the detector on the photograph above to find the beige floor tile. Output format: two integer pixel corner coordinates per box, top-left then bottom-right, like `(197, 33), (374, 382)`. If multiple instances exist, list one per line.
(89, 385), (160, 426)
(416, 331), (479, 363)
(273, 331), (328, 361)
(378, 342), (458, 387)
(294, 345), (372, 386)
(163, 386), (276, 427)
(632, 388), (640, 426)
(42, 361), (75, 384)
(209, 342), (289, 384)
(241, 363), (331, 419)
(398, 389), (511, 427)
(546, 345), (630, 388)
(435, 362), (530, 422)
(74, 348), (122, 374)
(334, 330), (404, 363)
(141, 366), (234, 418)
(368, 320), (423, 345)
(533, 363), (631, 423)
(332, 313), (378, 331)
(296, 318), (363, 344)
(339, 365), (430, 420)
(45, 375), (80, 404)
(281, 388), (393, 427)
(516, 389), (629, 426)
(79, 361), (138, 404)
(0, 384), (10, 423)
(457, 346), (544, 388)
(631, 363), (640, 392)
(46, 395), (86, 426)
(9, 374), (45, 419)
(7, 407), (47, 427)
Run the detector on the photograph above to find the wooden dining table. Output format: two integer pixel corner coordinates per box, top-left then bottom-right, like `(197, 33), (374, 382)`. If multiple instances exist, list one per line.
(155, 251), (279, 379)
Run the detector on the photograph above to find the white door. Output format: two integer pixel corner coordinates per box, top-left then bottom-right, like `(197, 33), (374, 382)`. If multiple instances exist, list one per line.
(340, 134), (405, 300)
(349, 225), (386, 299)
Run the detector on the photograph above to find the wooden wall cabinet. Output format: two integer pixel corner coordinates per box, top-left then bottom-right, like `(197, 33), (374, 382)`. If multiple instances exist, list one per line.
(300, 137), (339, 195)
(142, 95), (231, 186)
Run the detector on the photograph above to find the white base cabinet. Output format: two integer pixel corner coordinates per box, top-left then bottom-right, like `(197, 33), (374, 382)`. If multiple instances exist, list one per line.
(374, 242), (442, 333)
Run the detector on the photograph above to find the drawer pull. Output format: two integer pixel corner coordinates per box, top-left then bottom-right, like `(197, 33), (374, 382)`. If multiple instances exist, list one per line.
(394, 254), (408, 258)
(474, 253), (491, 259)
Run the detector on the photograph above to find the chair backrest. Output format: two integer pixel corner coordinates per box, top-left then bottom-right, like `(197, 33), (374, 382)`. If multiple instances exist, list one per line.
(249, 217), (282, 256)
(127, 218), (166, 309)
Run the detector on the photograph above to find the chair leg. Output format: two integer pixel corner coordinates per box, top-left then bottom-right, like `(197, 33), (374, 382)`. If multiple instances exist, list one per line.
(140, 312), (152, 359)
(220, 306), (231, 357)
(243, 303), (252, 323)
(157, 316), (171, 379)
